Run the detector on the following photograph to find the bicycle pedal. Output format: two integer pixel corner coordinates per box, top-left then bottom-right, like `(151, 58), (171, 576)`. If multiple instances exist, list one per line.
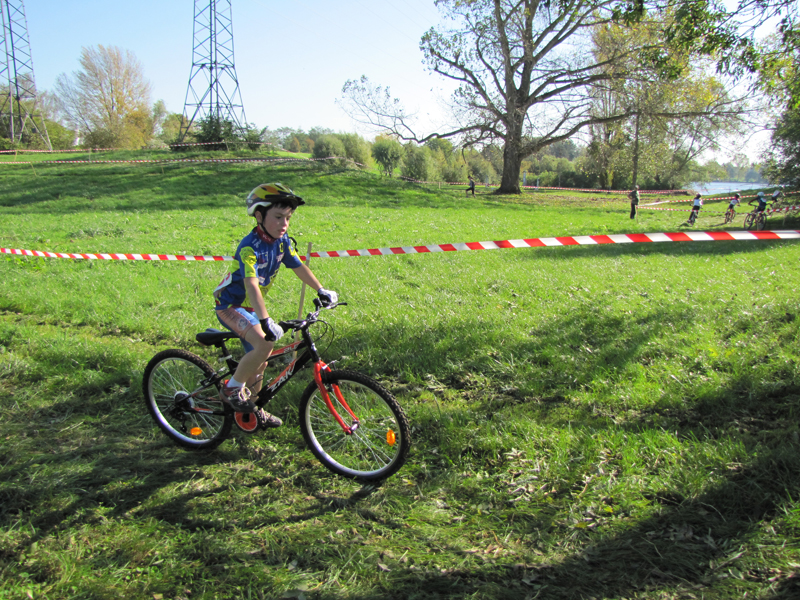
(233, 411), (261, 434)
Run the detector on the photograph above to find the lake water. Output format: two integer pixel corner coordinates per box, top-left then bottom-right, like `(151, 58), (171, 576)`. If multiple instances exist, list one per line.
(689, 181), (767, 195)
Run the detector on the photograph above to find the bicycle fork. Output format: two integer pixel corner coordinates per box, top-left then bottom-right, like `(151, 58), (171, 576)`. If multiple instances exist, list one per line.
(313, 362), (360, 435)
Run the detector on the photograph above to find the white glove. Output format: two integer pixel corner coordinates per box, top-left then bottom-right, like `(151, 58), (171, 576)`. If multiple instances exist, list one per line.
(317, 287), (338, 306)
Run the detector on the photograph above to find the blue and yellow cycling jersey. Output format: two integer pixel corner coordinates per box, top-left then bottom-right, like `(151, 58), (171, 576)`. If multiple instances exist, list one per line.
(214, 227), (302, 310)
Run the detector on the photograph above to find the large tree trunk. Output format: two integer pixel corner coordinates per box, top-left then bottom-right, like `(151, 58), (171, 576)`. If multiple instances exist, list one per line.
(497, 111), (524, 194)
(498, 142), (523, 194)
(631, 112), (641, 188)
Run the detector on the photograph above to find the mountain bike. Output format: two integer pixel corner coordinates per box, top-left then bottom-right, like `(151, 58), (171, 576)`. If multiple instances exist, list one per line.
(723, 206), (736, 224)
(744, 205), (769, 231)
(687, 208), (699, 225)
(142, 301), (411, 481)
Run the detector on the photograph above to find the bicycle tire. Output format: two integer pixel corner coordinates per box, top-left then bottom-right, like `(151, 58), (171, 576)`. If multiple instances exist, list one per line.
(298, 370), (410, 481)
(743, 213), (755, 230)
(143, 349), (232, 450)
(756, 214), (767, 231)
(724, 209), (733, 224)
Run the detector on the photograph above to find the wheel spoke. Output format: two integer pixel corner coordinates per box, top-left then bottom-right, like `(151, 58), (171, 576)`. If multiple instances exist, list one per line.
(299, 372), (409, 480)
(144, 351), (231, 450)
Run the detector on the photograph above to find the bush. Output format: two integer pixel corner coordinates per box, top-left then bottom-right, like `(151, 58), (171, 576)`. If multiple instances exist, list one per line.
(372, 137), (404, 176)
(401, 144), (434, 181)
(441, 161), (467, 183)
(339, 133), (371, 167)
(313, 134), (348, 166)
(194, 116), (237, 150)
(465, 154), (497, 185)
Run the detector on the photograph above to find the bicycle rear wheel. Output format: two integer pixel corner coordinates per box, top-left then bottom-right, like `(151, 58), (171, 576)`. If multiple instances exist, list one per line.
(143, 349), (232, 450)
(298, 370), (410, 481)
(724, 209), (733, 224)
(756, 214), (767, 230)
(743, 213), (755, 230)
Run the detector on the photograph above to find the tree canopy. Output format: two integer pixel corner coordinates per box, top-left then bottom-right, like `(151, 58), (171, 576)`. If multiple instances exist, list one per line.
(54, 45), (153, 149)
(342, 0), (795, 193)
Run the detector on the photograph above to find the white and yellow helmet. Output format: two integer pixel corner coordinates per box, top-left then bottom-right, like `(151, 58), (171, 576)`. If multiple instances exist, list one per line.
(245, 182), (305, 216)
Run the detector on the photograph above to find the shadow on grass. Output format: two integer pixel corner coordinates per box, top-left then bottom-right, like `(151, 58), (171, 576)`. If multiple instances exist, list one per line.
(2, 295), (798, 597)
(330, 444), (800, 599)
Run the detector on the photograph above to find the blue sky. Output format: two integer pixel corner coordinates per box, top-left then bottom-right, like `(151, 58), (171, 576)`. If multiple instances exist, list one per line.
(26, 0), (453, 137)
(23, 0), (773, 160)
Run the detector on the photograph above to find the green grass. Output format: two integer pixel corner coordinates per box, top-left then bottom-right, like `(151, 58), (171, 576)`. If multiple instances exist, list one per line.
(1, 153), (800, 599)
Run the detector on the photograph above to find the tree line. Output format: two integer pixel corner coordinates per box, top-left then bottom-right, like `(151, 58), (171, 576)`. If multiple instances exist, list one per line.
(342, 0), (799, 192)
(3, 0), (797, 191)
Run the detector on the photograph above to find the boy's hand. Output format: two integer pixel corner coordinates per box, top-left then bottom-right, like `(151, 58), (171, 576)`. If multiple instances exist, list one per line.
(317, 287), (338, 307)
(260, 317), (284, 342)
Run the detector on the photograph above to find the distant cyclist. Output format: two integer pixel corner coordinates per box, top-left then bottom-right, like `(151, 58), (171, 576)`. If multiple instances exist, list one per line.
(727, 193), (741, 214)
(688, 193), (702, 224)
(749, 191), (769, 213)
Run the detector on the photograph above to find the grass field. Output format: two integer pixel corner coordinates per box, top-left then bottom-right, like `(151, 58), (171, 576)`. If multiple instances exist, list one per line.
(1, 151), (800, 599)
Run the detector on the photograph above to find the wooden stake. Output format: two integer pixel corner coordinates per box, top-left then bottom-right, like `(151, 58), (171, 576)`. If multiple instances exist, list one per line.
(293, 242), (313, 360)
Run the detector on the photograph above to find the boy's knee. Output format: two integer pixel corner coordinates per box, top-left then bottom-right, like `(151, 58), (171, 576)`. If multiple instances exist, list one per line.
(250, 336), (274, 359)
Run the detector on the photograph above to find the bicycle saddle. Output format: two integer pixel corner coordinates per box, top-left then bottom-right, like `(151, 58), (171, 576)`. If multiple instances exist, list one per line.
(196, 328), (238, 346)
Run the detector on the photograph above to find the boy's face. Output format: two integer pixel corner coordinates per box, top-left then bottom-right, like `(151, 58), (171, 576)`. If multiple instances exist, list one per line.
(259, 205), (294, 239)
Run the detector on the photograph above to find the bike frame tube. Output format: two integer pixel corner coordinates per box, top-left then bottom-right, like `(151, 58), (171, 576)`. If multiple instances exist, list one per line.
(312, 362), (359, 434)
(257, 346), (315, 405)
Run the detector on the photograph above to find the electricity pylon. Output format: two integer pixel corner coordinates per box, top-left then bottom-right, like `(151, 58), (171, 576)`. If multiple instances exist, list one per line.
(0, 0), (51, 149)
(178, 0), (247, 142)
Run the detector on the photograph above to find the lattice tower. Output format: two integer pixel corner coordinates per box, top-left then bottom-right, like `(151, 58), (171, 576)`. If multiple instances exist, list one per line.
(178, 0), (247, 142)
(0, 0), (51, 149)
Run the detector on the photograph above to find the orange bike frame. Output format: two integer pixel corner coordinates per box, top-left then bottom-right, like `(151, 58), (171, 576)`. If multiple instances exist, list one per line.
(313, 362), (359, 434)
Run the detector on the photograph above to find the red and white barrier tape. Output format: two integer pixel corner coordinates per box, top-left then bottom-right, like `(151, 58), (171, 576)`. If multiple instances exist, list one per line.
(769, 205), (800, 214)
(0, 156), (365, 167)
(0, 146), (121, 154)
(639, 205), (799, 215)
(0, 249), (232, 261)
(642, 191), (798, 205)
(400, 176), (685, 195)
(4, 230), (798, 263)
(0, 141), (280, 153)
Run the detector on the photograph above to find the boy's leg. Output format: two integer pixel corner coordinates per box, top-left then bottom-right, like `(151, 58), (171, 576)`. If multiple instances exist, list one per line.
(215, 308), (272, 413)
(235, 326), (274, 385)
(239, 327), (282, 427)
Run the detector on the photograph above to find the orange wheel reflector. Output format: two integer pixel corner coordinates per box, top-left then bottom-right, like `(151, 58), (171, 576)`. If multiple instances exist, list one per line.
(386, 429), (396, 446)
(190, 427), (203, 436)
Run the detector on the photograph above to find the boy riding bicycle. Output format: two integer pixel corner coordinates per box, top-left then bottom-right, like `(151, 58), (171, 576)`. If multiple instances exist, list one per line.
(213, 183), (338, 425)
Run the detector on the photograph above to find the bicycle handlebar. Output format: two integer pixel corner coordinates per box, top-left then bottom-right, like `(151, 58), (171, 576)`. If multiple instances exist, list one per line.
(278, 301), (347, 333)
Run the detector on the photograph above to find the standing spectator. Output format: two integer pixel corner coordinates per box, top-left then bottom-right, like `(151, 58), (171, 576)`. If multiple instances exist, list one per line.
(629, 185), (640, 219)
(466, 175), (476, 196)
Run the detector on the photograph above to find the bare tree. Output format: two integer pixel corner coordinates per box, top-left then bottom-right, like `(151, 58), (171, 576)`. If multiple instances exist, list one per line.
(54, 45), (152, 148)
(342, 0), (665, 193)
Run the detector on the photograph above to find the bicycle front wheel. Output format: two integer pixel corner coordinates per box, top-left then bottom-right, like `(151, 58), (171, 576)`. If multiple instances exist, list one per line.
(299, 370), (410, 481)
(143, 349), (232, 450)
